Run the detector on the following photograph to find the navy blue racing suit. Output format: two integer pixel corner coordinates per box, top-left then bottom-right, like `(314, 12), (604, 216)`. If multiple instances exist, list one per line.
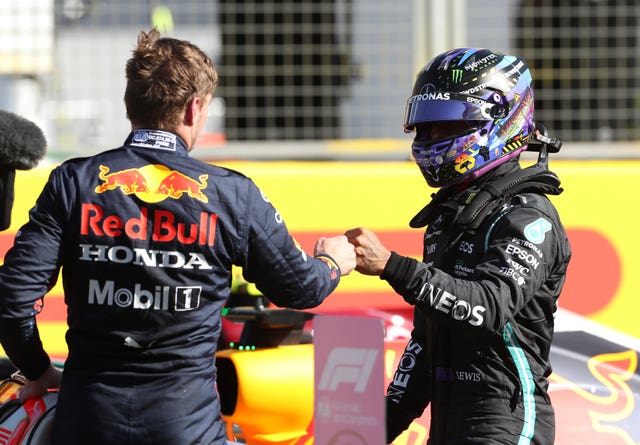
(384, 162), (571, 445)
(0, 130), (342, 445)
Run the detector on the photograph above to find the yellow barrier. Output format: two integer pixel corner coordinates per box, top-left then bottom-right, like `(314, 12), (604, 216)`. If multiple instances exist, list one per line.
(1, 159), (638, 358)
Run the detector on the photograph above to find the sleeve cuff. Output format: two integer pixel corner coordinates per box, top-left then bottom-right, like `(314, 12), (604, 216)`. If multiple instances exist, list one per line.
(0, 317), (51, 380)
(381, 251), (417, 284)
(314, 253), (341, 281)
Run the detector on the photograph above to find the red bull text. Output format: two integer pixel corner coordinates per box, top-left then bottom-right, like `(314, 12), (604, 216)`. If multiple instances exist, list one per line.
(81, 203), (217, 246)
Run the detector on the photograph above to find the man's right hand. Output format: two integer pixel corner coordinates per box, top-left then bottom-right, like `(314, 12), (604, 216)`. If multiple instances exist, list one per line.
(18, 363), (62, 402)
(345, 227), (392, 276)
(314, 235), (356, 276)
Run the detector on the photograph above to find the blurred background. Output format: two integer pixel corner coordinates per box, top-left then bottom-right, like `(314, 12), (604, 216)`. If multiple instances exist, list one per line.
(2, 5), (640, 441)
(1, 0), (640, 344)
(1, 0), (638, 160)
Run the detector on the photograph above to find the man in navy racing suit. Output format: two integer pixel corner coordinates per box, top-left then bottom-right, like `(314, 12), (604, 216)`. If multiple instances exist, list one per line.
(0, 28), (355, 445)
(346, 48), (571, 444)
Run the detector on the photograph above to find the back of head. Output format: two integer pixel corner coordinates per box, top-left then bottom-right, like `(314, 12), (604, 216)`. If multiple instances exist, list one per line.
(405, 48), (534, 188)
(124, 28), (219, 130)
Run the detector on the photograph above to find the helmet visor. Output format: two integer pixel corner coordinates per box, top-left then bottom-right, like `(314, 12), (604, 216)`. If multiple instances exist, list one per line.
(403, 93), (497, 132)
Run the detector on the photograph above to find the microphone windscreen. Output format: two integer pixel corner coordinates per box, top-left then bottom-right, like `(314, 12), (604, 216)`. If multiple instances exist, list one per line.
(0, 168), (15, 231)
(0, 110), (47, 170)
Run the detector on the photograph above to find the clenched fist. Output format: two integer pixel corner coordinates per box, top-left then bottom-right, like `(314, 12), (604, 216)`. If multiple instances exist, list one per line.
(314, 235), (356, 276)
(344, 227), (391, 276)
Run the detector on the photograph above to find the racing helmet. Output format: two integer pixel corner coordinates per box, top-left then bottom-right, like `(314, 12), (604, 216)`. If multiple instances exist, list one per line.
(404, 48), (534, 188)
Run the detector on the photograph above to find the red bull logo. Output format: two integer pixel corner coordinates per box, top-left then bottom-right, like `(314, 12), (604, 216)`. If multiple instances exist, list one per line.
(95, 164), (208, 203)
(95, 165), (150, 194)
(314, 256), (340, 280)
(550, 344), (640, 445)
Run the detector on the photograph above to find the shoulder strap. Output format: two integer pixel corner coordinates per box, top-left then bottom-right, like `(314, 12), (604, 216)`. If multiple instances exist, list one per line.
(456, 164), (562, 231)
(410, 164), (563, 230)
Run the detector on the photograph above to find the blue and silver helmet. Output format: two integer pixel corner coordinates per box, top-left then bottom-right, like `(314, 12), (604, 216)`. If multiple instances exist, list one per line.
(404, 48), (534, 188)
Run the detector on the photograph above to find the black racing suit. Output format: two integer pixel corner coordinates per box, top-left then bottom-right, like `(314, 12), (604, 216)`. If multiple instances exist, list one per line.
(0, 130), (342, 445)
(384, 162), (571, 445)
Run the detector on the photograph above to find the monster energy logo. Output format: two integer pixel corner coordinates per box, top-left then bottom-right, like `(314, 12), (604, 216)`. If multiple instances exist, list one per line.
(452, 69), (463, 83)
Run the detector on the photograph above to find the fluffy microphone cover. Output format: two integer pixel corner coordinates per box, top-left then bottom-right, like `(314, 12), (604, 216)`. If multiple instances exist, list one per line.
(0, 110), (47, 170)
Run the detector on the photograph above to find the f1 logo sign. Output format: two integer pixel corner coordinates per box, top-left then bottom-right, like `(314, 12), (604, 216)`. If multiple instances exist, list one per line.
(313, 315), (385, 445)
(318, 347), (378, 393)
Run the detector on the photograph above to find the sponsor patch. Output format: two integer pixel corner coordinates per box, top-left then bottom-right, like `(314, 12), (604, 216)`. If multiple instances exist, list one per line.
(316, 255), (340, 280)
(95, 164), (208, 203)
(524, 218), (552, 244)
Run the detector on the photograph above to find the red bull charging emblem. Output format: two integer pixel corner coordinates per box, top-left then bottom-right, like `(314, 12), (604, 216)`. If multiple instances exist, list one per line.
(549, 331), (640, 445)
(95, 164), (208, 203)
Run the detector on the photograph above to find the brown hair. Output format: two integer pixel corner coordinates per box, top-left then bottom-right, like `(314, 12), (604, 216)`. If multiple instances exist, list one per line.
(124, 28), (218, 129)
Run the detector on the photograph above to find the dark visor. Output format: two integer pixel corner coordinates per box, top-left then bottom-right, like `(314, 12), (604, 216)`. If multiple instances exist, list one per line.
(403, 93), (495, 131)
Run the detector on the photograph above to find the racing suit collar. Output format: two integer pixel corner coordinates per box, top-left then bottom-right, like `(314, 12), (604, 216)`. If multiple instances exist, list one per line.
(410, 158), (562, 231)
(124, 129), (190, 155)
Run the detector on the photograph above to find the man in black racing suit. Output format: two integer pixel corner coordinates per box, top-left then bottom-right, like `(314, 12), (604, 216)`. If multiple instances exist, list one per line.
(0, 29), (355, 445)
(346, 48), (571, 444)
